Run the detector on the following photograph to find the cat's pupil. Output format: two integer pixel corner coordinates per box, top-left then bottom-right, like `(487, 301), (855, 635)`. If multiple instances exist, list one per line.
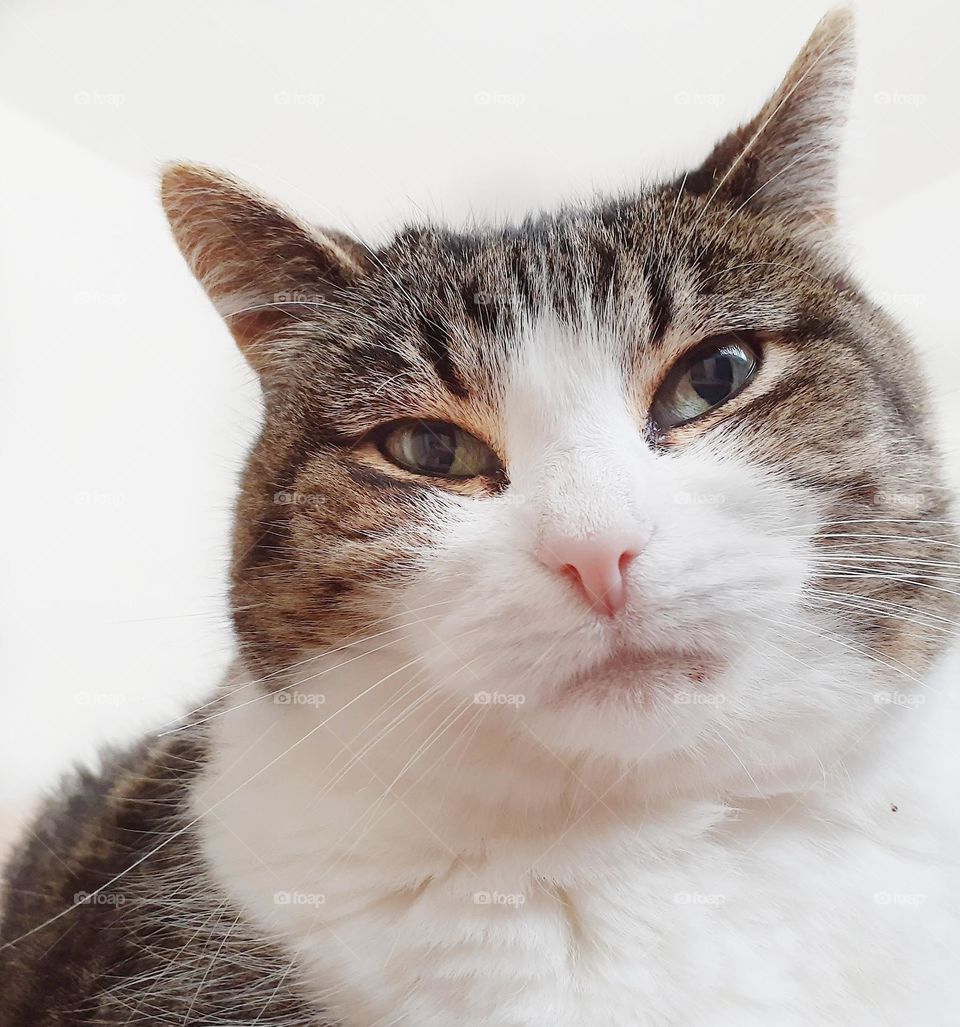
(689, 351), (737, 405)
(410, 424), (458, 473)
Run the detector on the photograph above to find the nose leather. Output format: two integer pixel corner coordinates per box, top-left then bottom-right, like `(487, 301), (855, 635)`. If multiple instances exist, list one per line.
(538, 528), (646, 616)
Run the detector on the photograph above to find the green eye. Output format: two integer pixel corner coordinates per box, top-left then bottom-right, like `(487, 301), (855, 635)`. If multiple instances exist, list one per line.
(378, 420), (502, 478)
(651, 334), (760, 430)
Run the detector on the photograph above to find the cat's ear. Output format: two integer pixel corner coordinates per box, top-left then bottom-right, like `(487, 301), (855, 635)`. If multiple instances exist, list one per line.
(161, 163), (367, 374)
(687, 8), (854, 234)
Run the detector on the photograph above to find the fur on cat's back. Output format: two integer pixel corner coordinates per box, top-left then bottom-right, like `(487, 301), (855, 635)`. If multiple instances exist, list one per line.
(0, 733), (318, 1023)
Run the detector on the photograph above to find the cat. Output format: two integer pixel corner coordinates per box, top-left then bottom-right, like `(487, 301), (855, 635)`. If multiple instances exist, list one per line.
(3, 8), (960, 1025)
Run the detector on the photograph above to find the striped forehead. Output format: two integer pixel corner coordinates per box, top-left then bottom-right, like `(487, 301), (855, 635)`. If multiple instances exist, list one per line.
(398, 217), (687, 413)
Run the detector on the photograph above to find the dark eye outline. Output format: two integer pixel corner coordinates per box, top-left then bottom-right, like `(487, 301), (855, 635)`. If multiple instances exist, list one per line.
(372, 418), (504, 480)
(650, 332), (762, 433)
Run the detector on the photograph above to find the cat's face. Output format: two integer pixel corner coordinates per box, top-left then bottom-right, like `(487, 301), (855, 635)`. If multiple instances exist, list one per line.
(163, 11), (957, 788)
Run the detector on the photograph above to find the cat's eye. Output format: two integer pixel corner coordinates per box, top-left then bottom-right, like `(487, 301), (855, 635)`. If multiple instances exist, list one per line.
(377, 420), (502, 478)
(651, 334), (760, 430)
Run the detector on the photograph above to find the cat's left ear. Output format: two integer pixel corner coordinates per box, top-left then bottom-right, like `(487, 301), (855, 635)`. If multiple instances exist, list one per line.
(687, 8), (855, 234)
(161, 163), (368, 375)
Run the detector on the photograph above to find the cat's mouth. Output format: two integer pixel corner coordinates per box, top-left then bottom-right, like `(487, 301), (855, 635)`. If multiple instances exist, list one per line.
(555, 646), (721, 703)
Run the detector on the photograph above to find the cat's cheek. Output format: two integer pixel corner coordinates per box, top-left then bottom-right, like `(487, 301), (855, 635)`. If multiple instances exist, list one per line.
(397, 504), (581, 695)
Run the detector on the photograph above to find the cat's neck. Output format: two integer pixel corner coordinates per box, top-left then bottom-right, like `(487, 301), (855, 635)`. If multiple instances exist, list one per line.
(191, 645), (952, 864)
(196, 659), (647, 849)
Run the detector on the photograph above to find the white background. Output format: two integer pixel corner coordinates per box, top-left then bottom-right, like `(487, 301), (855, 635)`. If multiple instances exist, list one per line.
(1, 0), (958, 827)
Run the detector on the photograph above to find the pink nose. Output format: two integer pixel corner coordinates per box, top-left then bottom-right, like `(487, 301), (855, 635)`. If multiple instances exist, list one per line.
(538, 528), (645, 617)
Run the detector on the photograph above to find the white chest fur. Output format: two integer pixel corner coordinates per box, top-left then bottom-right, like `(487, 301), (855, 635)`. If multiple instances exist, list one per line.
(193, 659), (960, 1027)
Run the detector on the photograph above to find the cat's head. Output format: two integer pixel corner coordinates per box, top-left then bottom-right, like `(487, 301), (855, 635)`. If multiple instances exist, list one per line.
(163, 10), (957, 793)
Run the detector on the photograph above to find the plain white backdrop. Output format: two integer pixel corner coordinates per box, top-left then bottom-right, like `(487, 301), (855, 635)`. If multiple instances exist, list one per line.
(1, 0), (958, 818)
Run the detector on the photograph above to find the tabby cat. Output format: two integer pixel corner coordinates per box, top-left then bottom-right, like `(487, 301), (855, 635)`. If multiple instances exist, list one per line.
(3, 9), (959, 1025)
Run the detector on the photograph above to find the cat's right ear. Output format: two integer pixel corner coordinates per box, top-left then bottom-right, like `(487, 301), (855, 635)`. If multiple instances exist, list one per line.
(161, 163), (368, 375)
(684, 9), (854, 240)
